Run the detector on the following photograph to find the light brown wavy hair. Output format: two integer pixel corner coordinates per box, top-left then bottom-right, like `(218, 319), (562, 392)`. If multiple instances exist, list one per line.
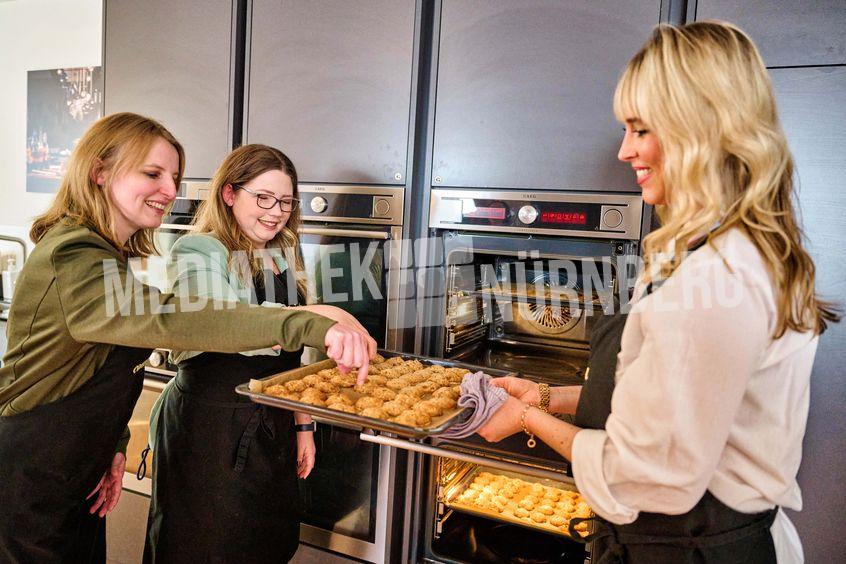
(191, 144), (309, 301)
(614, 21), (839, 337)
(30, 112), (185, 257)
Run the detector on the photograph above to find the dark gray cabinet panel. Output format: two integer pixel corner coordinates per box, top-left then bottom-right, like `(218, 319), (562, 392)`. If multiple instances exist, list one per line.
(104, 0), (234, 179)
(247, 0), (416, 184)
(695, 0), (846, 67)
(431, 0), (660, 191)
(771, 66), (846, 562)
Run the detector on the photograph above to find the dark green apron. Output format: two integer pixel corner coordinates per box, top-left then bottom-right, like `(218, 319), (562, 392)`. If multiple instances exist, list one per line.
(0, 345), (151, 563)
(144, 270), (302, 564)
(571, 239), (778, 563)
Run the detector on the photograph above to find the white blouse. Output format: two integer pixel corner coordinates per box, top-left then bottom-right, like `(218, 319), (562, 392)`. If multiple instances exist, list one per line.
(572, 228), (817, 563)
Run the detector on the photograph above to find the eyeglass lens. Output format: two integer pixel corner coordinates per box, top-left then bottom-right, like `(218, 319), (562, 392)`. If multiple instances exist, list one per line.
(256, 193), (298, 211)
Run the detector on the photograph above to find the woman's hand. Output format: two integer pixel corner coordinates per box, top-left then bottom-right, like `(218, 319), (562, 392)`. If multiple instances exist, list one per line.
(300, 304), (377, 360)
(296, 430), (316, 479)
(490, 376), (540, 405)
(477, 397), (527, 443)
(324, 324), (372, 384)
(87, 452), (125, 517)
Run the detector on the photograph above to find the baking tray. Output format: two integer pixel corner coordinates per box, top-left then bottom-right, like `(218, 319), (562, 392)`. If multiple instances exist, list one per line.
(441, 465), (591, 539)
(235, 349), (517, 439)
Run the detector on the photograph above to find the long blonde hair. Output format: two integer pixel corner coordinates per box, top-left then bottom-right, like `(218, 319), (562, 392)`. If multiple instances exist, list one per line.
(31, 112), (185, 257)
(615, 21), (839, 337)
(192, 144), (309, 302)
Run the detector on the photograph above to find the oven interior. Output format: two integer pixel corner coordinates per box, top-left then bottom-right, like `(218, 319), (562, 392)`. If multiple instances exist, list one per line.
(443, 252), (617, 385)
(429, 458), (590, 564)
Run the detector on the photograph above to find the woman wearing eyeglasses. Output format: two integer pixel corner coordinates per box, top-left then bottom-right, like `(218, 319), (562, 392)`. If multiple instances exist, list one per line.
(144, 144), (371, 563)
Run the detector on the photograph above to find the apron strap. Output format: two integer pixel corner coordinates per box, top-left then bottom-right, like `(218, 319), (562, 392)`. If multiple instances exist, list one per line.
(233, 406), (276, 473)
(570, 509), (778, 562)
(567, 517), (626, 564)
(137, 445), (151, 480)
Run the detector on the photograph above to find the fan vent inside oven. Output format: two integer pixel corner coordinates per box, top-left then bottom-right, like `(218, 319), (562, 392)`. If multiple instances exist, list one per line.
(518, 302), (582, 335)
(514, 271), (583, 336)
(528, 302), (572, 329)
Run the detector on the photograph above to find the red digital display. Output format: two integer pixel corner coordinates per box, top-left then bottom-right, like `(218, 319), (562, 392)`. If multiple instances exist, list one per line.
(464, 206), (507, 220)
(541, 211), (587, 225)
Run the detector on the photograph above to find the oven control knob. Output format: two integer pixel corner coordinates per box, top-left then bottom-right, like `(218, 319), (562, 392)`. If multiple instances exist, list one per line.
(603, 208), (623, 229)
(373, 198), (391, 217)
(518, 205), (539, 224)
(310, 196), (328, 213)
(148, 350), (165, 367)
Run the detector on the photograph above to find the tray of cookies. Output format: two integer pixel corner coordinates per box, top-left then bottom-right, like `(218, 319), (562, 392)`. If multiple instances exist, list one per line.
(443, 467), (592, 539)
(235, 349), (517, 439)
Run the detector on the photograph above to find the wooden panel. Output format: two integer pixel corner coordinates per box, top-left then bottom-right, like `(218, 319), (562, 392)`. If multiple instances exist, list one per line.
(695, 0), (846, 66)
(771, 66), (846, 562)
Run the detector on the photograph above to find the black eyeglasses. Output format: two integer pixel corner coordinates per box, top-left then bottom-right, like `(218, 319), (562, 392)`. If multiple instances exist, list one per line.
(232, 184), (300, 212)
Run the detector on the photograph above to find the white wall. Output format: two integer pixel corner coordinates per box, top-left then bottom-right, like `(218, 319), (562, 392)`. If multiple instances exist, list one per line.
(0, 0), (103, 255)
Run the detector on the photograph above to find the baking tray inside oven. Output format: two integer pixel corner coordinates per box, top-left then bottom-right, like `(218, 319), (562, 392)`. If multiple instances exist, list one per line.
(235, 349), (516, 439)
(440, 463), (592, 540)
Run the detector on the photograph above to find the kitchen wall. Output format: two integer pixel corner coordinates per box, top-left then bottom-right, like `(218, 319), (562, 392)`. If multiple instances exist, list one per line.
(0, 0), (102, 254)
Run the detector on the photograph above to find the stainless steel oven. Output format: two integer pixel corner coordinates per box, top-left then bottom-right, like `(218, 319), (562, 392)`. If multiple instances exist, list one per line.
(298, 184), (404, 349)
(295, 184), (407, 563)
(371, 188), (643, 563)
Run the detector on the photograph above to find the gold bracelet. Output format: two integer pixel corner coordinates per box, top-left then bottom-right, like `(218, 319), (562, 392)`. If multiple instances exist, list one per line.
(520, 403), (536, 448)
(538, 383), (551, 414)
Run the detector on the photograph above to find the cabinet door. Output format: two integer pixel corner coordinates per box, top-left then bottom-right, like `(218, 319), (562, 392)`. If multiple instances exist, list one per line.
(695, 0), (846, 67)
(432, 0), (660, 192)
(247, 0), (416, 184)
(104, 0), (234, 179)
(770, 66), (846, 563)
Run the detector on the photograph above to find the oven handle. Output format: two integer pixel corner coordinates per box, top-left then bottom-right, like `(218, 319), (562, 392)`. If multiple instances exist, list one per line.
(359, 433), (571, 483)
(298, 227), (391, 240)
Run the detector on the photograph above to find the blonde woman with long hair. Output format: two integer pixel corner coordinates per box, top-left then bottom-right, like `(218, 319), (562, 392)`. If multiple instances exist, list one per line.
(479, 22), (838, 563)
(144, 144), (370, 563)
(0, 115), (373, 563)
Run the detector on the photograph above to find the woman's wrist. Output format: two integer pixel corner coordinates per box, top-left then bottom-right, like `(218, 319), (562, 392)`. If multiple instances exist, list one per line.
(294, 412), (313, 425)
(549, 385), (581, 415)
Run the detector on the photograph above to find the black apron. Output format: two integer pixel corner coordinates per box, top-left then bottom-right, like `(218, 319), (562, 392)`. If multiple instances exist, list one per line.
(0, 345), (151, 564)
(571, 239), (778, 564)
(144, 270), (302, 564)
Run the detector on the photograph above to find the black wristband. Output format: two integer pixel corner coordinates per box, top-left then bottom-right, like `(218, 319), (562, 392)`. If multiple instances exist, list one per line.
(294, 422), (316, 433)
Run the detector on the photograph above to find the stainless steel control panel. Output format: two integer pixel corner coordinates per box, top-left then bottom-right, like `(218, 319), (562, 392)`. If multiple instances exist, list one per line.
(429, 189), (642, 240)
(299, 184), (404, 226)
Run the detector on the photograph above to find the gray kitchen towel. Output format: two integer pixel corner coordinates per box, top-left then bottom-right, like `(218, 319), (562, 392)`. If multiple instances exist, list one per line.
(435, 371), (509, 439)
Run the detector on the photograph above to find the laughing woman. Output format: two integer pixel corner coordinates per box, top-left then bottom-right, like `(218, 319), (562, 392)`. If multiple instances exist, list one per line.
(480, 22), (839, 563)
(0, 114), (373, 564)
(144, 145), (367, 563)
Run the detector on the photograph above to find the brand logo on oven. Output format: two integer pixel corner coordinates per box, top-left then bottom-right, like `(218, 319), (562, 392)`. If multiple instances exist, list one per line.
(522, 194), (538, 199)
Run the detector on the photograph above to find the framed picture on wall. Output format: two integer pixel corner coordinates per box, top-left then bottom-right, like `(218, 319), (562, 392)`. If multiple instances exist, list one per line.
(26, 66), (103, 193)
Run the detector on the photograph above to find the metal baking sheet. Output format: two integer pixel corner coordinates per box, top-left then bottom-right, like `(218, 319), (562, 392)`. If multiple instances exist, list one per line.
(235, 349), (516, 439)
(442, 465), (591, 539)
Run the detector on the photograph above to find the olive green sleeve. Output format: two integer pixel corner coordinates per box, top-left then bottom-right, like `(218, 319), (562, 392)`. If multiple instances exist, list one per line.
(51, 237), (336, 353)
(115, 425), (131, 457)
